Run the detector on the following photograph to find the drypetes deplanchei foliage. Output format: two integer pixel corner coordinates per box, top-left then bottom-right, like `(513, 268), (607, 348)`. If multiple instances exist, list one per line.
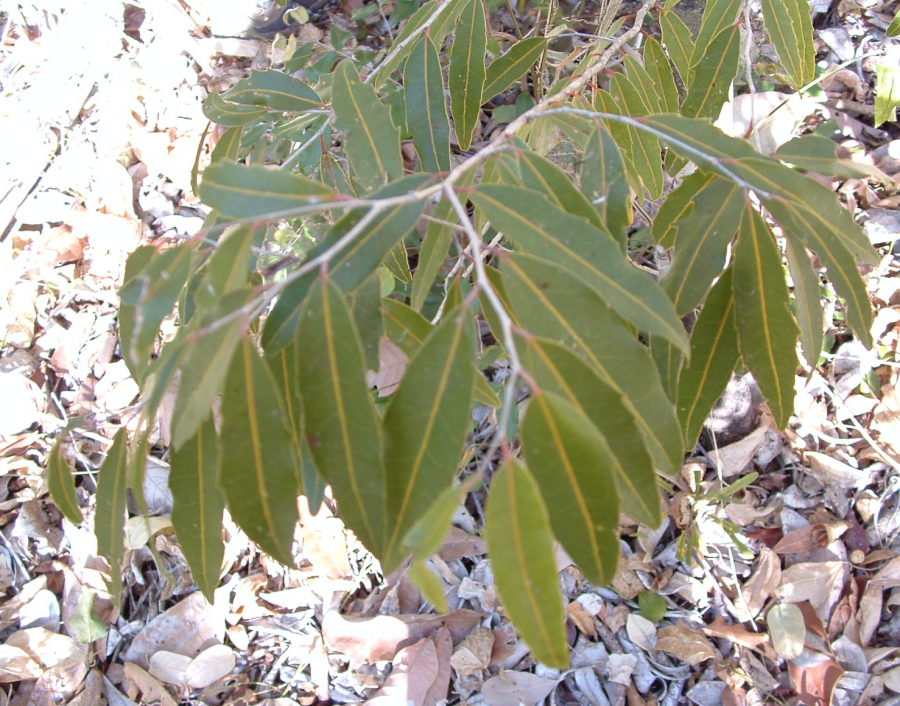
(50, 0), (883, 668)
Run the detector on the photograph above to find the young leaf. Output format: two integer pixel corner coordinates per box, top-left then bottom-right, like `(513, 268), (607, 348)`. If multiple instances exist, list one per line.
(682, 26), (740, 120)
(202, 91), (268, 127)
(733, 206), (800, 429)
(660, 10), (695, 88)
(169, 417), (225, 603)
(651, 335), (684, 404)
(404, 35), (452, 173)
(784, 238), (823, 367)
(485, 459), (569, 670)
(642, 38), (679, 114)
(482, 37), (547, 101)
(677, 267), (740, 450)
(296, 277), (385, 556)
(521, 390), (620, 585)
(691, 0), (742, 66)
(609, 74), (664, 199)
(95, 429), (129, 599)
(220, 336), (300, 565)
(470, 184), (689, 354)
(199, 162), (335, 220)
(48, 437), (83, 524)
(222, 69), (322, 112)
(449, 0), (487, 150)
(760, 0), (815, 87)
(580, 123), (632, 247)
(332, 60), (403, 192)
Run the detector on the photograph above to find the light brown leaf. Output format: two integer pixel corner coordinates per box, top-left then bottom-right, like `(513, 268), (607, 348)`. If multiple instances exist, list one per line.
(767, 603), (805, 660)
(148, 651), (191, 687)
(365, 632), (445, 706)
(4, 628), (86, 669)
(656, 621), (718, 665)
(298, 497), (351, 580)
(186, 644), (235, 689)
(566, 601), (597, 638)
(365, 337), (408, 395)
(437, 527), (487, 561)
(702, 616), (770, 652)
(870, 555), (900, 589)
(449, 627), (494, 676)
(423, 627), (452, 706)
(857, 582), (883, 647)
(708, 425), (767, 478)
(0, 645), (42, 682)
(626, 614), (658, 651)
(481, 671), (562, 706)
(773, 524), (829, 555)
(736, 547), (781, 621)
(123, 662), (177, 706)
(787, 657), (843, 706)
(777, 561), (846, 621)
(804, 452), (873, 489)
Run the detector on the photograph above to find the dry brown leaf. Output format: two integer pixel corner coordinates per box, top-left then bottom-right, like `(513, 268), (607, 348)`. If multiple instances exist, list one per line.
(148, 651), (191, 686)
(626, 614), (657, 651)
(565, 601), (597, 638)
(424, 627), (452, 706)
(26, 658), (88, 705)
(736, 547), (781, 621)
(365, 629), (450, 706)
(871, 385), (900, 459)
(67, 668), (105, 706)
(365, 338), (408, 395)
(612, 553), (644, 600)
(481, 671), (561, 706)
(123, 662), (177, 706)
(655, 622), (718, 665)
(186, 644), (235, 689)
(773, 525), (830, 555)
(857, 582), (882, 647)
(708, 425), (768, 478)
(803, 452), (872, 489)
(5, 628), (86, 669)
(870, 555), (900, 588)
(702, 616), (770, 652)
(787, 656), (843, 706)
(437, 527), (487, 561)
(0, 645), (42, 682)
(449, 626), (493, 676)
(777, 562), (846, 622)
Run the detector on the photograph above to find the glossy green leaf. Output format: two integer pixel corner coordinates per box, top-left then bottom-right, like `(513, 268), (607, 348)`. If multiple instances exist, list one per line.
(888, 8), (900, 36)
(691, 0), (742, 66)
(223, 70), (322, 112)
(733, 206), (800, 429)
(411, 196), (455, 311)
(760, 0), (815, 87)
(501, 253), (685, 474)
(651, 335), (684, 404)
(642, 38), (680, 114)
(609, 74), (664, 199)
(470, 184), (689, 354)
(522, 391), (620, 584)
(202, 90), (268, 127)
(485, 459), (568, 669)
(220, 336), (300, 565)
(785, 238), (823, 367)
(296, 277), (385, 556)
(482, 37), (547, 101)
(875, 59), (899, 128)
(660, 175), (743, 315)
(199, 162), (335, 220)
(580, 123), (631, 247)
(95, 429), (129, 599)
(332, 60), (403, 192)
(408, 560), (449, 613)
(677, 267), (740, 450)
(48, 437), (83, 524)
(449, 0), (487, 150)
(405, 35), (452, 173)
(169, 417), (225, 602)
(660, 10), (695, 88)
(210, 127), (242, 162)
(682, 26), (740, 120)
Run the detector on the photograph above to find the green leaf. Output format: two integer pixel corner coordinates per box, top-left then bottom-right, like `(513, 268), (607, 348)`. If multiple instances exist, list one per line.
(470, 184), (689, 354)
(210, 127), (242, 162)
(659, 175), (743, 315)
(349, 272), (385, 371)
(69, 590), (108, 644)
(267, 340), (304, 472)
(202, 90), (268, 127)
(518, 336), (660, 528)
(651, 335), (684, 404)
(733, 206), (800, 429)
(332, 60), (403, 192)
(580, 123), (632, 247)
(449, 0), (487, 150)
(691, 0), (742, 66)
(196, 225), (256, 308)
(775, 135), (894, 184)
(682, 26), (740, 120)
(405, 35), (452, 173)
(169, 417), (225, 603)
(501, 253), (685, 474)
(320, 151), (356, 196)
(408, 560), (449, 613)
(199, 162), (335, 220)
(609, 74), (664, 199)
(296, 277), (385, 556)
(760, 0), (815, 87)
(623, 56), (663, 113)
(383, 306), (475, 568)
(676, 267), (740, 450)
(222, 70), (322, 112)
(875, 58), (900, 128)
(383, 239), (412, 284)
(637, 591), (667, 622)
(784, 238), (823, 367)
(660, 10), (696, 88)
(220, 336), (300, 565)
(642, 38), (680, 114)
(482, 37), (547, 101)
(47, 437), (83, 524)
(411, 195), (455, 311)
(521, 390), (620, 585)
(888, 8), (900, 36)
(485, 459), (568, 669)
(652, 170), (712, 248)
(95, 429), (129, 599)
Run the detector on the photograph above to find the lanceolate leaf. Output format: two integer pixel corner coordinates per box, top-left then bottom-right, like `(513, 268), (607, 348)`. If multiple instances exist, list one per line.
(683, 26), (740, 120)
(404, 35), (452, 173)
(220, 336), (300, 565)
(296, 277), (385, 556)
(48, 438), (83, 524)
(501, 253), (685, 474)
(485, 459), (568, 670)
(199, 162), (335, 220)
(382, 306), (476, 568)
(785, 238), (824, 367)
(449, 0), (487, 151)
(518, 336), (660, 527)
(470, 185), (689, 354)
(660, 10), (695, 87)
(210, 126), (242, 163)
(196, 225), (256, 308)
(332, 60), (403, 192)
(349, 272), (385, 371)
(652, 170), (712, 248)
(223, 70), (322, 112)
(760, 0), (815, 87)
(691, 0), (742, 66)
(202, 90), (268, 127)
(96, 429), (129, 599)
(267, 338), (305, 492)
(411, 195), (456, 311)
(677, 268), (740, 450)
(623, 56), (663, 113)
(642, 38), (679, 114)
(522, 391), (620, 585)
(383, 239), (412, 284)
(609, 74), (664, 199)
(733, 206), (800, 429)
(580, 123), (631, 247)
(169, 417), (225, 603)
(651, 335), (684, 404)
(482, 37), (547, 101)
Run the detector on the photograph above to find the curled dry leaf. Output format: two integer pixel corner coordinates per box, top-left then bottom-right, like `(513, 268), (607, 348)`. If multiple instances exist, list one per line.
(655, 621), (718, 666)
(607, 653), (638, 685)
(702, 616), (771, 652)
(803, 452), (873, 489)
(123, 662), (177, 706)
(565, 601), (597, 638)
(773, 524), (831, 554)
(481, 671), (562, 706)
(708, 425), (768, 478)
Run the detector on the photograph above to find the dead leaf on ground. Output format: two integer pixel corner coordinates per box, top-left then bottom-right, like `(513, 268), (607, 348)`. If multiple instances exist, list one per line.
(565, 601), (597, 638)
(626, 613), (657, 651)
(481, 671), (562, 706)
(655, 621), (718, 665)
(123, 662), (177, 706)
(803, 452), (873, 489)
(365, 337), (407, 395)
(787, 656), (844, 706)
(365, 626), (451, 706)
(708, 425), (768, 478)
(777, 562), (846, 622)
(437, 527), (487, 561)
(298, 496), (351, 580)
(449, 626), (493, 676)
(703, 616), (770, 652)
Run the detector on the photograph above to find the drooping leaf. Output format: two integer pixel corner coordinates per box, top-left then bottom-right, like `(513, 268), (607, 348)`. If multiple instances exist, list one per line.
(485, 459), (568, 670)
(642, 38), (680, 114)
(482, 37), (547, 101)
(95, 429), (129, 599)
(888, 8), (900, 36)
(733, 206), (800, 429)
(682, 26), (740, 120)
(222, 69), (322, 112)
(676, 267), (740, 450)
(784, 238), (823, 367)
(760, 0), (815, 87)
(202, 90), (268, 127)
(651, 335), (684, 404)
(470, 185), (689, 354)
(410, 188), (460, 311)
(501, 252), (685, 474)
(691, 0), (742, 66)
(407, 560), (449, 613)
(295, 277), (385, 556)
(169, 417), (225, 603)
(404, 35), (452, 173)
(609, 74), (664, 199)
(48, 437), (83, 524)
(195, 225), (256, 309)
(594, 90), (641, 197)
(579, 122), (631, 247)
(332, 59), (403, 192)
(403, 474), (482, 561)
(521, 390), (620, 585)
(449, 0), (487, 150)
(660, 10), (695, 88)
(220, 336), (300, 565)
(199, 162), (335, 220)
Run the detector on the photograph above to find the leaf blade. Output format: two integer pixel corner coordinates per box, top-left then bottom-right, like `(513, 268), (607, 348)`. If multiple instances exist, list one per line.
(482, 37), (547, 100)
(760, 0), (815, 87)
(48, 437), (83, 525)
(405, 35), (452, 173)
(449, 0), (487, 150)
(95, 429), (129, 599)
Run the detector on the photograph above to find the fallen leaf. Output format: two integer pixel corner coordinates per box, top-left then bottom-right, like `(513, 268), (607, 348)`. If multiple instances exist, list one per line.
(870, 555), (900, 588)
(884, 666), (900, 694)
(708, 425), (768, 478)
(186, 643), (235, 689)
(804, 452), (873, 489)
(767, 603), (806, 660)
(566, 601), (597, 638)
(703, 616), (770, 652)
(656, 621), (718, 665)
(481, 671), (561, 706)
(437, 527), (487, 561)
(626, 613), (658, 651)
(777, 562), (846, 622)
(298, 497), (351, 580)
(736, 547), (781, 621)
(26, 658), (88, 705)
(123, 662), (177, 706)
(148, 651), (191, 686)
(608, 653), (638, 685)
(365, 628), (450, 706)
(5, 627), (86, 669)
(449, 626), (493, 676)
(773, 525), (830, 554)
(365, 337), (408, 395)
(67, 668), (105, 706)
(787, 656), (843, 706)
(0, 645), (42, 682)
